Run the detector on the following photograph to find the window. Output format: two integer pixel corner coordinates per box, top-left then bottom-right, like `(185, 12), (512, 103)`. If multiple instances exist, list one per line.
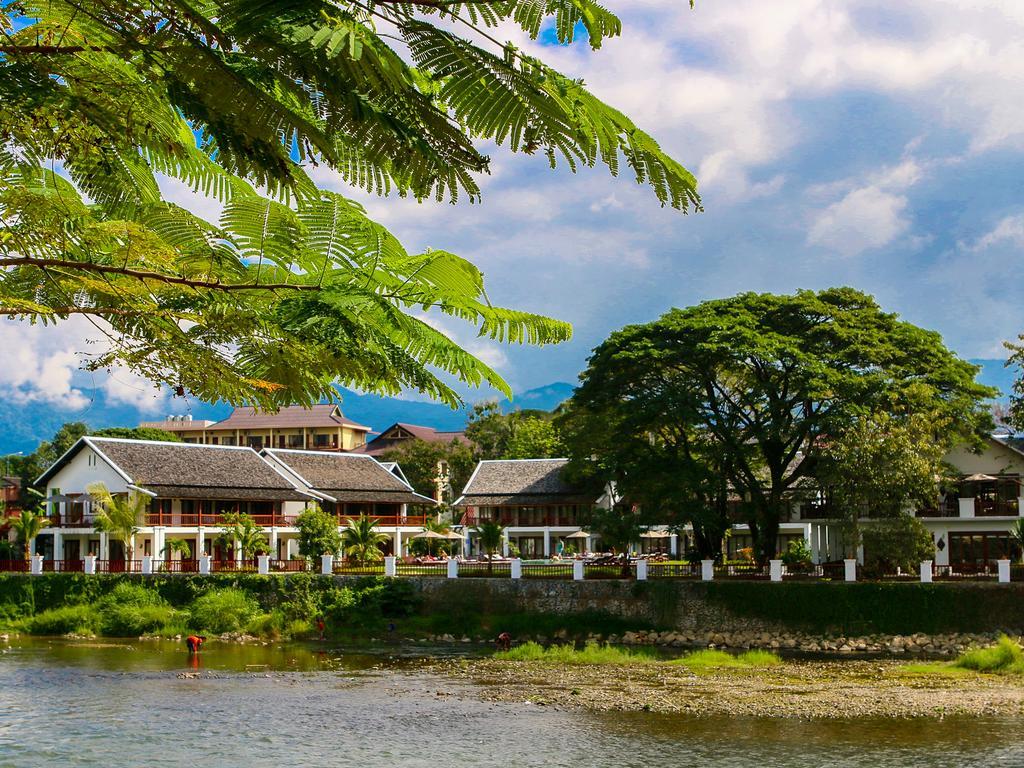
(247, 436), (264, 450)
(220, 436), (236, 446)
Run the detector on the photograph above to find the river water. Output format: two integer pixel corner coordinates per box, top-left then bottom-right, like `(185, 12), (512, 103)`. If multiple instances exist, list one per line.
(0, 638), (1022, 767)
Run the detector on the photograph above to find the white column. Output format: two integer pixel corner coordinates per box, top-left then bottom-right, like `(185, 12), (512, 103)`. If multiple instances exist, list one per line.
(30, 555), (43, 575)
(447, 559), (458, 579)
(769, 559), (783, 582)
(153, 528), (164, 564)
(920, 560), (933, 583)
(395, 530), (403, 558)
(384, 555), (397, 577)
(543, 529), (551, 558)
(636, 559), (648, 580)
(99, 532), (109, 562)
(235, 540), (243, 566)
(284, 537), (295, 560)
(510, 558), (522, 579)
(701, 559), (714, 581)
(198, 554), (211, 575)
(321, 554), (333, 575)
(196, 528), (205, 558)
(998, 559), (1011, 583)
(84, 555), (97, 575)
(269, 528), (279, 560)
(844, 558), (857, 582)
(958, 498), (975, 518)
(141, 555), (152, 575)
(669, 534), (678, 557)
(809, 524), (820, 564)
(572, 560), (584, 581)
(258, 554), (270, 575)
(52, 529), (62, 567)
(501, 530), (509, 557)
(1019, 498), (1024, 518)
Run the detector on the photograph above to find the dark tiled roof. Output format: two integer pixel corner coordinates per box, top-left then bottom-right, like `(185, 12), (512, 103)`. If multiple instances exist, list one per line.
(457, 459), (593, 506)
(147, 485), (309, 501)
(263, 450), (433, 505)
(354, 422), (468, 456)
(88, 439), (302, 493)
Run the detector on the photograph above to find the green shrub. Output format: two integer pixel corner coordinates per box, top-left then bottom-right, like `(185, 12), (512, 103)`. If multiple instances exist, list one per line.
(190, 588), (259, 634)
(497, 641), (657, 665)
(24, 604), (98, 635)
(781, 539), (812, 567)
(671, 648), (782, 671)
(954, 636), (1024, 674)
(101, 604), (179, 636)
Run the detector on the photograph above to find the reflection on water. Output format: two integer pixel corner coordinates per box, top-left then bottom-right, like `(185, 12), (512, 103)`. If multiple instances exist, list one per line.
(0, 637), (1021, 767)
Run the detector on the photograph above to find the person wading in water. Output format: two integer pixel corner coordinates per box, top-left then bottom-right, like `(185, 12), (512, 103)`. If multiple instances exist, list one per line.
(186, 635), (206, 654)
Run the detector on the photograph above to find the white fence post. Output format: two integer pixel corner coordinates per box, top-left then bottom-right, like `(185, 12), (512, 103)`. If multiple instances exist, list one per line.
(844, 558), (857, 582)
(141, 555), (153, 575)
(447, 559), (459, 579)
(636, 559), (648, 581)
(510, 558), (522, 579)
(321, 554), (333, 575)
(30, 555), (43, 575)
(84, 555), (97, 575)
(257, 555), (270, 575)
(998, 559), (1011, 583)
(701, 559), (714, 581)
(769, 559), (783, 582)
(198, 554), (211, 575)
(920, 560), (933, 583)
(384, 556), (397, 577)
(573, 560), (584, 581)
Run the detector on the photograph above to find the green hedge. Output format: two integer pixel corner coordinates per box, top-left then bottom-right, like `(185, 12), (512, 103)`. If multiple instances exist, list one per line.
(700, 581), (1024, 635)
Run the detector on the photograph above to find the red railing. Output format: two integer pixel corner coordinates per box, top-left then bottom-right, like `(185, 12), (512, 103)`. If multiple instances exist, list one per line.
(270, 559), (310, 572)
(144, 513), (300, 527)
(461, 513), (583, 527)
(96, 559), (143, 573)
(337, 514), (429, 527)
(211, 559), (258, 572)
(160, 559), (199, 573)
(0, 559), (29, 572)
(333, 562), (384, 575)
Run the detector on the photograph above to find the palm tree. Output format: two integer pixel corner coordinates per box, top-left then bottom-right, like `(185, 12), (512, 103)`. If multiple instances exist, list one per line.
(342, 514), (388, 566)
(472, 519), (506, 574)
(1011, 519), (1024, 564)
(161, 539), (192, 560)
(87, 483), (147, 564)
(420, 518), (452, 557)
(218, 512), (268, 565)
(4, 506), (50, 561)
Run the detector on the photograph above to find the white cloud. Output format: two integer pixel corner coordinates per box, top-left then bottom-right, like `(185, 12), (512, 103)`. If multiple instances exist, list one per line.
(101, 368), (170, 413)
(968, 214), (1024, 252)
(0, 319), (91, 409)
(807, 186), (910, 256)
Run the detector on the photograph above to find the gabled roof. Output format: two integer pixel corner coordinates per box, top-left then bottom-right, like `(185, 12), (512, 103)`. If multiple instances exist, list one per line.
(454, 458), (594, 506)
(37, 437), (312, 501)
(262, 449), (435, 505)
(353, 422), (467, 455)
(204, 404), (370, 432)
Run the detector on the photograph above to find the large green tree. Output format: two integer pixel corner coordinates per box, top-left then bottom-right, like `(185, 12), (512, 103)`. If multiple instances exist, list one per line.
(0, 1), (698, 408)
(380, 438), (475, 504)
(566, 288), (994, 565)
(466, 402), (563, 460)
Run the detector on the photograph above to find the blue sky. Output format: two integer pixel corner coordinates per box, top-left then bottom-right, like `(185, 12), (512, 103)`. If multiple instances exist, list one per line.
(3, 0), (1024, 416)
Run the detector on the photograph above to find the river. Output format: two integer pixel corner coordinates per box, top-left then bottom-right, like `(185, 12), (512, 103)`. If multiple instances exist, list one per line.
(0, 638), (1021, 767)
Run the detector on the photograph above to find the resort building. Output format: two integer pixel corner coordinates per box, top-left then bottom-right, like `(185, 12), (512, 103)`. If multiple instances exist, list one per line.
(33, 437), (430, 567)
(353, 422), (469, 457)
(139, 404), (371, 452)
(455, 459), (597, 557)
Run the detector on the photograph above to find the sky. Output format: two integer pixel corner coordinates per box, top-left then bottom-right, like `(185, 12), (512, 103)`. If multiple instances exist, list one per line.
(3, 0), (1024, 417)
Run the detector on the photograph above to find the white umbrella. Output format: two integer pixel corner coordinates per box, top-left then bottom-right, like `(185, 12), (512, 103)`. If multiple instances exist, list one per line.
(639, 529), (670, 538)
(565, 530), (591, 539)
(963, 473), (998, 482)
(412, 530), (448, 539)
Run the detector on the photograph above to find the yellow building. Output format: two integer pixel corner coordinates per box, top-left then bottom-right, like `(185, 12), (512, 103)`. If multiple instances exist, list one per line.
(140, 404), (370, 452)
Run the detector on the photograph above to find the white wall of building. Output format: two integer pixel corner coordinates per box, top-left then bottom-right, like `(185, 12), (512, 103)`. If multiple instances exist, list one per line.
(46, 444), (129, 496)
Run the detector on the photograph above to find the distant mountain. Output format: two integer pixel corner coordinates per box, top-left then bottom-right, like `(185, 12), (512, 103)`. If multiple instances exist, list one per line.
(0, 382), (577, 456)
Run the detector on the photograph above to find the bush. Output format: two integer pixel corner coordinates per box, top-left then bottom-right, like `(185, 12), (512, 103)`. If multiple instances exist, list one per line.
(781, 539), (812, 567)
(861, 516), (934, 575)
(954, 635), (1024, 674)
(24, 604), (98, 635)
(190, 588), (259, 634)
(97, 582), (177, 636)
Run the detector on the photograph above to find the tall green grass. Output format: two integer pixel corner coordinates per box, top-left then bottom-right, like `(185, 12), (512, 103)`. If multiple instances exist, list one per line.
(670, 648), (782, 671)
(493, 641), (783, 668)
(953, 636), (1024, 674)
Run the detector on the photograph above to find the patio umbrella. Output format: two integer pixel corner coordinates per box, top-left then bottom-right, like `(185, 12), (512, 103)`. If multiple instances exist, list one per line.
(412, 530), (448, 539)
(639, 529), (670, 538)
(963, 473), (998, 482)
(565, 530), (591, 539)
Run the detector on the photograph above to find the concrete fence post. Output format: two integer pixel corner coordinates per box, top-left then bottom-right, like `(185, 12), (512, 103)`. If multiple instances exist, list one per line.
(84, 555), (97, 575)
(321, 554), (333, 575)
(636, 559), (648, 581)
(769, 559), (783, 582)
(30, 555), (43, 575)
(998, 559), (1011, 583)
(384, 556), (397, 577)
(844, 559), (857, 582)
(257, 555), (270, 575)
(198, 554), (211, 575)
(573, 560), (584, 581)
(510, 558), (522, 579)
(920, 560), (933, 583)
(701, 559), (714, 581)
(447, 559), (459, 579)
(141, 555), (153, 575)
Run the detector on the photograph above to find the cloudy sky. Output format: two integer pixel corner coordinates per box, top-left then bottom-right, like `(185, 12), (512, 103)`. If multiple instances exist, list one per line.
(4, 0), (1024, 414)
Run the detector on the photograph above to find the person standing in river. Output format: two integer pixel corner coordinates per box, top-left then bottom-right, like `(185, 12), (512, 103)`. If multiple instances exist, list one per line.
(186, 635), (206, 654)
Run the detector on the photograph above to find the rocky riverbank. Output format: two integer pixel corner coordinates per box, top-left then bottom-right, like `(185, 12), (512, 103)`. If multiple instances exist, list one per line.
(424, 656), (1024, 719)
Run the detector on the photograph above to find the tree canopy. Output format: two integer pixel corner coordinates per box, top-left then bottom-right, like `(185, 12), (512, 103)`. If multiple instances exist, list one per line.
(1, 1), (698, 409)
(465, 402), (564, 460)
(563, 288), (995, 564)
(380, 437), (475, 504)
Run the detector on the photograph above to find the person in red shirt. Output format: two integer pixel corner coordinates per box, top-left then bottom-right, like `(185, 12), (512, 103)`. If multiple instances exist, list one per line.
(186, 635), (206, 653)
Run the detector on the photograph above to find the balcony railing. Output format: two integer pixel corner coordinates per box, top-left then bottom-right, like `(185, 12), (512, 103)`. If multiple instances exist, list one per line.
(337, 514), (428, 527)
(974, 498), (1020, 517)
(49, 512), (429, 528)
(916, 498), (960, 518)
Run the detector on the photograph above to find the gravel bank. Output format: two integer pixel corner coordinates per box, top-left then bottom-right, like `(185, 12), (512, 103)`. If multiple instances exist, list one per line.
(422, 657), (1024, 719)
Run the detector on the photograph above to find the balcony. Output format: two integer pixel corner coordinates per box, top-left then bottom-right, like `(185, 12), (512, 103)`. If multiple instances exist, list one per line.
(916, 498), (960, 518)
(974, 497), (1020, 517)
